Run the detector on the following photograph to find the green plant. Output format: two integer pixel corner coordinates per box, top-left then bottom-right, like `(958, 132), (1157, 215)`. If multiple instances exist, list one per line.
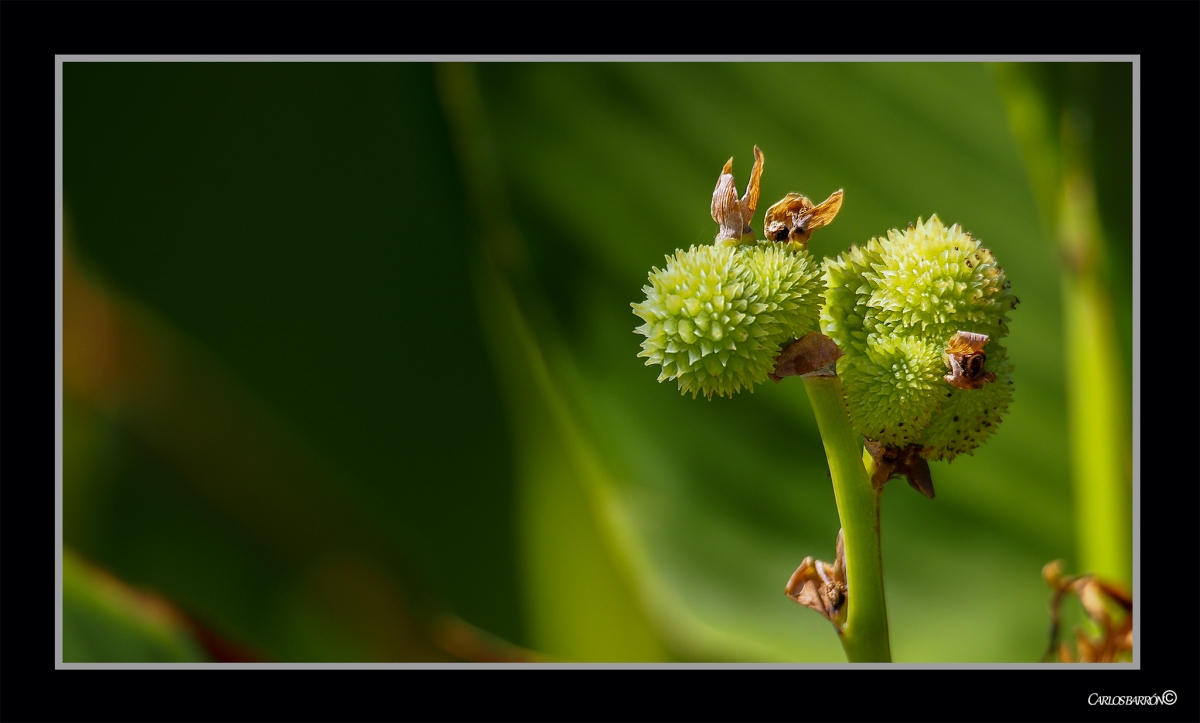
(632, 149), (1017, 662)
(632, 149), (823, 400)
(824, 215), (1018, 472)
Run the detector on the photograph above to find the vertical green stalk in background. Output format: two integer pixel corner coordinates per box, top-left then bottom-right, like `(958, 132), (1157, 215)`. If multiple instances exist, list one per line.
(1057, 116), (1131, 585)
(989, 63), (1132, 585)
(802, 372), (891, 663)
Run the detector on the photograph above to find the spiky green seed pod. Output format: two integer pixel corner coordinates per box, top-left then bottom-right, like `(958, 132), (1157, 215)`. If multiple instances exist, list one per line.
(821, 215), (1017, 460)
(633, 240), (822, 399)
(918, 343), (1014, 460)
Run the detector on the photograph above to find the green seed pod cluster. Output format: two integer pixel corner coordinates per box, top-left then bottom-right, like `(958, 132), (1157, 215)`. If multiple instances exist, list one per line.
(633, 240), (822, 399)
(821, 215), (1017, 460)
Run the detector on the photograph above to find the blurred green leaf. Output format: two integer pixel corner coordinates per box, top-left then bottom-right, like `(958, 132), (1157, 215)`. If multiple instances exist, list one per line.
(475, 264), (670, 660)
(63, 548), (208, 663)
(437, 63), (670, 660)
(63, 63), (522, 654)
(63, 241), (463, 662)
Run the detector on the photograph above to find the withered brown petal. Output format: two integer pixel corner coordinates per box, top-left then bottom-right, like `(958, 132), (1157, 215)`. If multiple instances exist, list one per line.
(711, 171), (744, 242)
(786, 557), (840, 621)
(903, 454), (935, 498)
(1094, 579), (1133, 611)
(1043, 560), (1065, 588)
(864, 441), (933, 497)
(1078, 580), (1112, 627)
(943, 330), (995, 390)
(801, 189), (844, 232)
(741, 145), (764, 213)
(863, 439), (896, 490)
(946, 330), (990, 355)
(784, 556), (818, 600)
(944, 368), (995, 391)
(793, 580), (825, 612)
(784, 530), (848, 629)
(770, 332), (843, 381)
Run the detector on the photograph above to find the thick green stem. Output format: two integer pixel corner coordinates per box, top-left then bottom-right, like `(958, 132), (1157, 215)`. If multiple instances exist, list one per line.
(802, 372), (891, 662)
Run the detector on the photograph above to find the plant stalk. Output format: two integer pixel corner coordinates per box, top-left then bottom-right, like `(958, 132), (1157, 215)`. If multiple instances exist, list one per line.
(1058, 118), (1131, 586)
(801, 372), (892, 662)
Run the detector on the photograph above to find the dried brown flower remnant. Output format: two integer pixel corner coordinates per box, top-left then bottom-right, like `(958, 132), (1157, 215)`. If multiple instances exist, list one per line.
(944, 330), (996, 391)
(863, 439), (935, 498)
(763, 189), (843, 247)
(785, 529), (847, 631)
(769, 332), (843, 381)
(711, 146), (764, 244)
(1042, 560), (1132, 663)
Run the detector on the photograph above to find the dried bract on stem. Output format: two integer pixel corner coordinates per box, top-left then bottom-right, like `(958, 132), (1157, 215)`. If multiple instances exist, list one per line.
(785, 529), (847, 631)
(1042, 560), (1132, 663)
(769, 332), (843, 381)
(863, 439), (935, 498)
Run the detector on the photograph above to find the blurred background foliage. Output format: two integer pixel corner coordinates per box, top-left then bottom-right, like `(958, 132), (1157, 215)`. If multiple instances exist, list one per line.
(61, 61), (1133, 662)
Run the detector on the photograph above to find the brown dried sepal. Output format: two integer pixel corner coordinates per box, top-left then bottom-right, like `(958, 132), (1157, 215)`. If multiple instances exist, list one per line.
(1041, 560), (1132, 663)
(863, 439), (935, 498)
(769, 332), (843, 381)
(944, 330), (996, 390)
(763, 189), (843, 248)
(785, 529), (847, 631)
(711, 146), (764, 244)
